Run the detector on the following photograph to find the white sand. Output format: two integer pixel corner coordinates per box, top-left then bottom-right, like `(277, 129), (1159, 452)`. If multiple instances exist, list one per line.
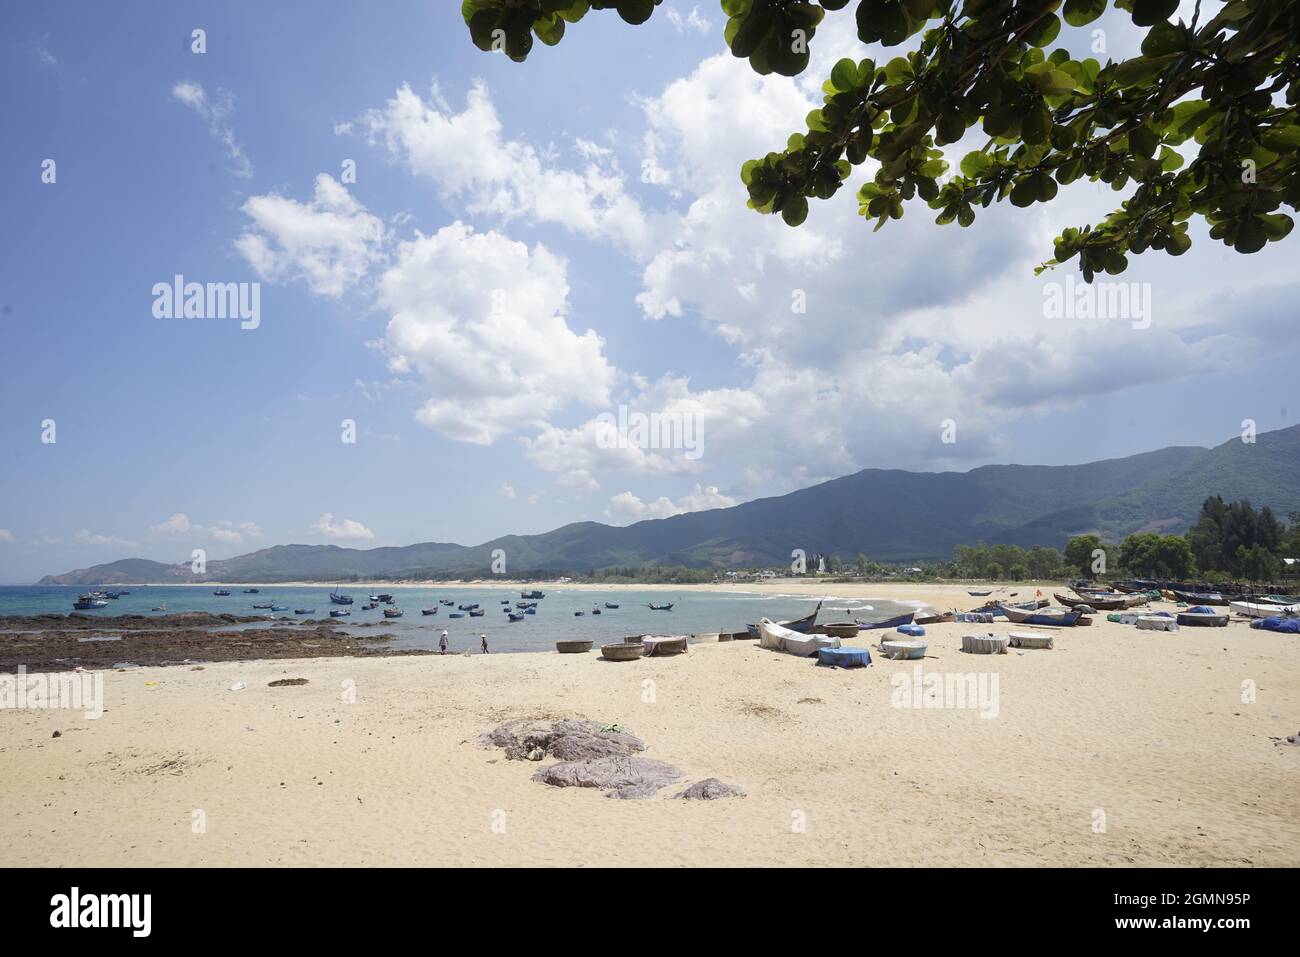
(3, 582), (1297, 866)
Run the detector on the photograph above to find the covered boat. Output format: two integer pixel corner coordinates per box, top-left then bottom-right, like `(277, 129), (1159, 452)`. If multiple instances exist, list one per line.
(1136, 614), (1178, 631)
(1177, 606), (1228, 627)
(1249, 616), (1300, 633)
(878, 638), (927, 660)
(757, 618), (841, 657)
(815, 646), (872, 668)
(998, 604), (1083, 626)
(1171, 590), (1228, 606)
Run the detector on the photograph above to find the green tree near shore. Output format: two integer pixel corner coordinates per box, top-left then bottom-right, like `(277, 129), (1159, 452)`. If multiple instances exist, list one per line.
(460, 0), (1300, 274)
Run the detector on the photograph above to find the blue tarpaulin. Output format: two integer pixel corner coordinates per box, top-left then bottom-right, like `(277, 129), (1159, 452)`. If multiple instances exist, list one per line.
(1250, 616), (1300, 633)
(816, 646), (872, 668)
(897, 623), (926, 637)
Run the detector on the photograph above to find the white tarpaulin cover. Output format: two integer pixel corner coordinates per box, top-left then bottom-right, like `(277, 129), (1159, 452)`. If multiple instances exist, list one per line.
(758, 618), (841, 657)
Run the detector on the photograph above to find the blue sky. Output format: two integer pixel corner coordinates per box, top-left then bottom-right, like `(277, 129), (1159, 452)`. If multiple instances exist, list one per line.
(1, 1), (1297, 583)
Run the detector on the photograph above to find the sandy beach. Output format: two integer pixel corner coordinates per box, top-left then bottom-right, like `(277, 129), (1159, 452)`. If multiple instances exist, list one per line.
(2, 582), (1297, 867)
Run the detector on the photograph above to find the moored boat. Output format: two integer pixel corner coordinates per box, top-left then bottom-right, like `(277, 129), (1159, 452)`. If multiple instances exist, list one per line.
(998, 604), (1083, 626)
(507, 612), (525, 622)
(329, 589), (354, 605)
(213, 589), (231, 596)
(647, 602), (674, 611)
(604, 602), (619, 609)
(73, 594), (108, 610)
(293, 608), (315, 615)
(421, 607), (438, 616)
(329, 609), (350, 618)
(383, 608), (403, 618)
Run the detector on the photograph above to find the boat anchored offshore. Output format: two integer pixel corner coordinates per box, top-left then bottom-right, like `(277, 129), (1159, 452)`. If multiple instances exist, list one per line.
(73, 594), (109, 610)
(329, 589), (354, 605)
(213, 589), (231, 596)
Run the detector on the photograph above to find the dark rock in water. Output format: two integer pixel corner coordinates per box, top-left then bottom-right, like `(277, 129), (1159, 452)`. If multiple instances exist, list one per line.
(532, 756), (681, 798)
(480, 718), (644, 762)
(674, 778), (746, 800)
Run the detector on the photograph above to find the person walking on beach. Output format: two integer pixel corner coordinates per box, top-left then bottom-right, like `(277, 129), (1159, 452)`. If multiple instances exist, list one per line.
(439, 630), (449, 655)
(480, 634), (489, 654)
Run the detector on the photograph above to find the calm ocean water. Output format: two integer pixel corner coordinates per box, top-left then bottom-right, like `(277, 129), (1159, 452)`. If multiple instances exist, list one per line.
(0, 585), (917, 654)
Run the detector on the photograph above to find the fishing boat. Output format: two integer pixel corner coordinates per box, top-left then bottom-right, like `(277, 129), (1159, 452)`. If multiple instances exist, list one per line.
(967, 590), (992, 597)
(213, 588), (231, 596)
(244, 588), (259, 594)
(1257, 594), (1300, 606)
(604, 602), (619, 609)
(500, 599), (511, 604)
(329, 609), (351, 618)
(647, 602), (675, 611)
(73, 594), (108, 610)
(574, 610), (585, 617)
(151, 602), (167, 612)
(439, 599), (454, 606)
(383, 608), (403, 618)
(592, 608), (602, 615)
(998, 604), (1083, 627)
(516, 600), (537, 608)
(270, 604), (288, 612)
(252, 602), (274, 609)
(746, 600), (824, 638)
(521, 590), (545, 600)
(469, 609), (485, 617)
(758, 618), (841, 657)
(329, 589), (354, 605)
(104, 590), (123, 599)
(377, 594), (394, 604)
(421, 607), (438, 616)
(524, 607), (536, 615)
(507, 612), (525, 622)
(878, 638), (927, 660)
(1229, 599), (1300, 618)
(1171, 589), (1228, 606)
(1055, 591), (1131, 611)
(293, 608), (315, 615)
(449, 612), (465, 619)
(1177, 606), (1228, 627)
(856, 610), (917, 631)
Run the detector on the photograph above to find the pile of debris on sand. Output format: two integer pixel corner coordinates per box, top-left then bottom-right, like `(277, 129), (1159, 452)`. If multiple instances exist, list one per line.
(480, 717), (745, 801)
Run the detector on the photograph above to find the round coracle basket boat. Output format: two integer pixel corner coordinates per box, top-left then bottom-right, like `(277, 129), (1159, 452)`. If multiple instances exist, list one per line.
(821, 622), (861, 640)
(556, 639), (593, 654)
(601, 642), (646, 661)
(961, 633), (1009, 655)
(878, 639), (927, 660)
(1008, 631), (1054, 650)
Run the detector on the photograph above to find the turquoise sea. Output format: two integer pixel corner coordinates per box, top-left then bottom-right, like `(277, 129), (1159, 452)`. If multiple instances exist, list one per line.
(0, 585), (918, 654)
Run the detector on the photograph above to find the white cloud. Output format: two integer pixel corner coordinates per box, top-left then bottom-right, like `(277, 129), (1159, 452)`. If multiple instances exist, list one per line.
(311, 513), (375, 541)
(151, 512), (192, 535)
(171, 80), (253, 178)
(0, 529), (15, 544)
(498, 483), (517, 499)
(362, 81), (649, 252)
(73, 530), (138, 549)
(377, 221), (617, 444)
(666, 5), (712, 35)
(236, 174), (386, 298)
(607, 484), (737, 524)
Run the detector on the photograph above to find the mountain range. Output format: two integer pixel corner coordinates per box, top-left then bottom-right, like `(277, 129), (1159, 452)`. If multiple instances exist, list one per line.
(38, 424), (1300, 584)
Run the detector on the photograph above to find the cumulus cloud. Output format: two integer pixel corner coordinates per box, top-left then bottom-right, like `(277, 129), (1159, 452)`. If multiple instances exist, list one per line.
(171, 80), (253, 178)
(666, 5), (712, 34)
(73, 530), (139, 549)
(377, 221), (617, 444)
(236, 174), (386, 298)
(607, 484), (737, 524)
(361, 80), (649, 252)
(311, 513), (375, 541)
(151, 513), (192, 535)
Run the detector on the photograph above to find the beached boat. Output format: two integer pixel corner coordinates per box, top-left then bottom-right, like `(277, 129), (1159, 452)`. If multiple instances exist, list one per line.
(213, 589), (231, 596)
(329, 610), (350, 618)
(998, 604), (1083, 626)
(421, 607), (438, 616)
(647, 602), (674, 611)
(556, 640), (592, 653)
(758, 618), (841, 657)
(913, 610), (955, 625)
(383, 608), (403, 618)
(961, 633), (1008, 655)
(646, 636), (688, 656)
(746, 600), (824, 638)
(1008, 632), (1055, 649)
(878, 638), (927, 660)
(1055, 591), (1131, 611)
(1229, 599), (1300, 618)
(967, 590), (993, 597)
(1171, 589), (1228, 606)
(600, 642), (644, 661)
(856, 611), (916, 631)
(1177, 607), (1228, 627)
(507, 612), (525, 622)
(329, 590), (354, 605)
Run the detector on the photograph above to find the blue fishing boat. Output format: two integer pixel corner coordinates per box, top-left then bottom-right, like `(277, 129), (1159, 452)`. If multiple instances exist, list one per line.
(73, 594), (108, 610)
(998, 604), (1083, 626)
(746, 600), (823, 638)
(439, 599), (454, 606)
(449, 612), (465, 619)
(329, 609), (350, 618)
(244, 588), (259, 594)
(524, 607), (536, 615)
(293, 608), (315, 615)
(329, 589), (354, 605)
(422, 607), (438, 616)
(383, 608), (403, 618)
(213, 588), (231, 596)
(507, 612), (525, 622)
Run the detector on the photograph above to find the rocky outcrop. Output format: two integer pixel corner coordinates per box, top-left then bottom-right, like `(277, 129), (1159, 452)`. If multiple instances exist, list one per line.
(674, 778), (747, 800)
